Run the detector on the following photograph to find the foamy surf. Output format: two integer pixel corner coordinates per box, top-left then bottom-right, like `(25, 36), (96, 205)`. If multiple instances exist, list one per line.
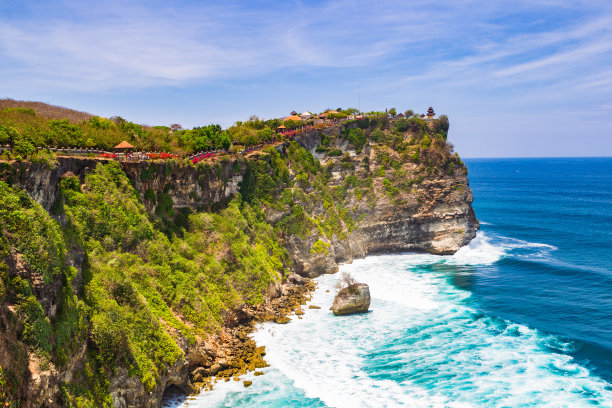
(170, 238), (612, 408)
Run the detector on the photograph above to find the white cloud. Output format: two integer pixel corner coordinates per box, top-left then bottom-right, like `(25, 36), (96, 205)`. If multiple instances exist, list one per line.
(1, 0), (612, 107)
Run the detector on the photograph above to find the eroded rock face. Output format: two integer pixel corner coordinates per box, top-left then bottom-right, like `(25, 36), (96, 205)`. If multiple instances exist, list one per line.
(8, 157), (245, 216)
(282, 130), (479, 278)
(332, 283), (371, 316)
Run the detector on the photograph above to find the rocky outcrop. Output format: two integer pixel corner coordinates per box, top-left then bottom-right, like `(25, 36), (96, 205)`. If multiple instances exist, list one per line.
(332, 283), (371, 316)
(280, 129), (479, 278)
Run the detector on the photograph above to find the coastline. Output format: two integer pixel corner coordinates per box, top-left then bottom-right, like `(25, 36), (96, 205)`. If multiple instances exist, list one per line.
(181, 232), (612, 407)
(179, 274), (317, 397)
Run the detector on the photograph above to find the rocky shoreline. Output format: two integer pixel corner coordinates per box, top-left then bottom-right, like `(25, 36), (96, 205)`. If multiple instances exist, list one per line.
(180, 274), (316, 398)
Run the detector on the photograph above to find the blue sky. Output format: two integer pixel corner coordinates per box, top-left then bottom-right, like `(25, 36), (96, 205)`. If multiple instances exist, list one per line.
(1, 0), (611, 157)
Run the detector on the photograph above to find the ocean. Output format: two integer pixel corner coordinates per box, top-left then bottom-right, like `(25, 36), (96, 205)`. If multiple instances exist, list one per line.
(165, 157), (612, 407)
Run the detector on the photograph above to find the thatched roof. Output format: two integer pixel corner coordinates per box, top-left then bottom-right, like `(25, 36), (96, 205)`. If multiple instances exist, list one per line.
(277, 125), (287, 129)
(284, 115), (302, 121)
(426, 106), (435, 116)
(114, 140), (134, 149)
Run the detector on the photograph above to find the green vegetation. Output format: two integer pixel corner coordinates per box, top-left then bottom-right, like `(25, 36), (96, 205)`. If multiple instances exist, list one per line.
(0, 364), (19, 408)
(0, 160), (291, 405)
(311, 239), (330, 256)
(174, 124), (231, 152)
(0, 102), (466, 405)
(344, 128), (367, 154)
(0, 108), (175, 152)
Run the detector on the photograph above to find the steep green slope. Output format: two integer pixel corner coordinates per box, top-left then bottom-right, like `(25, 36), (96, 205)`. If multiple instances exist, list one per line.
(1, 161), (291, 406)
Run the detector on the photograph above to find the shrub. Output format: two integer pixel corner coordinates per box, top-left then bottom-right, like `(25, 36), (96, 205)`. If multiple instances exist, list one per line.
(17, 295), (52, 353)
(421, 134), (432, 148)
(311, 239), (330, 255)
(144, 188), (156, 202)
(370, 129), (384, 142)
(346, 128), (367, 154)
(434, 115), (449, 137)
(335, 271), (358, 294)
(13, 134), (37, 159)
(383, 178), (400, 197)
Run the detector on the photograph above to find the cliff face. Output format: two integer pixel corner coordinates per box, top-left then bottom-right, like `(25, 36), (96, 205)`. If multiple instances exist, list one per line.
(0, 120), (478, 407)
(279, 128), (478, 277)
(5, 156), (244, 215)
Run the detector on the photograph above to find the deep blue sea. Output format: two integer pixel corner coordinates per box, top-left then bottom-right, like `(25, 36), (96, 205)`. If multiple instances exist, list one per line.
(166, 158), (612, 407)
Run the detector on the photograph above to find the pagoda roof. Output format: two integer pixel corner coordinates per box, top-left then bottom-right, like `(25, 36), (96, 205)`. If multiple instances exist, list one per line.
(114, 140), (134, 149)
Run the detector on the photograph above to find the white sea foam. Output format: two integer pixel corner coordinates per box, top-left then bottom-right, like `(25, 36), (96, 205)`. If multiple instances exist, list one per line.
(446, 232), (507, 266)
(172, 244), (612, 408)
(446, 231), (558, 266)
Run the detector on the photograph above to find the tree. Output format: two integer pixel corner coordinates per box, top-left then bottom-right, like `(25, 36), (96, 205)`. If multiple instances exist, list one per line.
(389, 108), (397, 117)
(436, 115), (449, 133)
(169, 124), (183, 132)
(13, 134), (37, 159)
(404, 109), (414, 117)
(0, 125), (19, 147)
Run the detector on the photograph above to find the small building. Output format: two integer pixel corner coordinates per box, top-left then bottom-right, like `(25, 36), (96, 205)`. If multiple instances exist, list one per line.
(114, 140), (134, 152)
(283, 115), (302, 122)
(300, 111), (312, 120)
(396, 113), (405, 119)
(276, 125), (287, 133)
(426, 106), (435, 118)
(420, 114), (426, 118)
(290, 110), (298, 116)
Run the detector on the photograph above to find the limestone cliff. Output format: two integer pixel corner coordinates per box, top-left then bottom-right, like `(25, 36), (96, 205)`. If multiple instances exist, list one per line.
(3, 156), (244, 216)
(276, 126), (478, 277)
(0, 119), (478, 407)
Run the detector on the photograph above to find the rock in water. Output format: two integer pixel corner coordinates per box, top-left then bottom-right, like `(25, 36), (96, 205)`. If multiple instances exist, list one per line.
(332, 283), (370, 316)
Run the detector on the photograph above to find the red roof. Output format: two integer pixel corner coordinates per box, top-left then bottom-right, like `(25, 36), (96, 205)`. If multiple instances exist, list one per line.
(114, 140), (134, 149)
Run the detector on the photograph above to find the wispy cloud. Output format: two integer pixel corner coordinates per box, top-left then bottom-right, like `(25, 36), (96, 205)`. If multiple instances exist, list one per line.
(1, 0), (612, 156)
(6, 0), (608, 93)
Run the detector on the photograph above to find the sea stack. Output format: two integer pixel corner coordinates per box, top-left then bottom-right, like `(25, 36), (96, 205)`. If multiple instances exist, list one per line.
(332, 283), (371, 316)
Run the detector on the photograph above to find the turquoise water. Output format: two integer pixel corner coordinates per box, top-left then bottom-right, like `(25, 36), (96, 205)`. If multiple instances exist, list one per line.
(166, 158), (612, 407)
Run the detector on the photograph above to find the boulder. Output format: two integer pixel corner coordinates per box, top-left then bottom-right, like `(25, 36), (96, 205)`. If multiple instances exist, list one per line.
(288, 273), (306, 285)
(331, 283), (370, 316)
